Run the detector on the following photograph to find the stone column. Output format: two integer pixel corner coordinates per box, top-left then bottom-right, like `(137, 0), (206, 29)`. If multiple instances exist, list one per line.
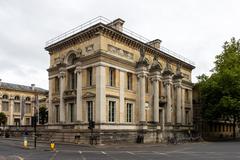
(137, 70), (147, 123)
(151, 72), (161, 123)
(164, 77), (172, 124)
(182, 89), (185, 124)
(189, 89), (193, 125)
(59, 68), (66, 123)
(0, 96), (2, 112)
(48, 78), (53, 124)
(75, 66), (83, 122)
(162, 108), (165, 131)
(174, 80), (182, 124)
(119, 70), (125, 123)
(9, 96), (14, 125)
(96, 65), (106, 124)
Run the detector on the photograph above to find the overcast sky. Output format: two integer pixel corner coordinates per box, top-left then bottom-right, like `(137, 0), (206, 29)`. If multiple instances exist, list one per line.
(0, 0), (239, 89)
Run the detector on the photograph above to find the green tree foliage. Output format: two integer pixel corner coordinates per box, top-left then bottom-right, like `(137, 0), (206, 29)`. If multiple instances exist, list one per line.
(39, 105), (48, 125)
(198, 37), (240, 138)
(0, 112), (7, 126)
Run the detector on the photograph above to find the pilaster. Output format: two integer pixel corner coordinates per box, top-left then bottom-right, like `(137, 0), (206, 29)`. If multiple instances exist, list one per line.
(58, 68), (66, 123)
(75, 66), (83, 122)
(119, 70), (125, 123)
(96, 65), (106, 124)
(9, 96), (14, 125)
(48, 78), (53, 124)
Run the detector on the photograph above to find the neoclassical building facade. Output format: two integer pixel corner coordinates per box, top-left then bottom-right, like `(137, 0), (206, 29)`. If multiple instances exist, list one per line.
(0, 80), (47, 126)
(45, 17), (195, 142)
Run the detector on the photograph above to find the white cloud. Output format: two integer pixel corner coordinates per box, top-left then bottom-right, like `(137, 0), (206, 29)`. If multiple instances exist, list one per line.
(0, 0), (240, 89)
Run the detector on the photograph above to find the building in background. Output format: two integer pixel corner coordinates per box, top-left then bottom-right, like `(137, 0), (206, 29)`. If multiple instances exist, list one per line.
(0, 79), (48, 126)
(193, 84), (239, 140)
(45, 17), (195, 143)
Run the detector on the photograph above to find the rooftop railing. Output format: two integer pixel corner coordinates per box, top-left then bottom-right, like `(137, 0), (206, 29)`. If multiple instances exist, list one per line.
(45, 16), (195, 66)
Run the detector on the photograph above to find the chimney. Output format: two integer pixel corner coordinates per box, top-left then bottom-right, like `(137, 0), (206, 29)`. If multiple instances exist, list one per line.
(31, 84), (35, 91)
(108, 18), (125, 32)
(147, 39), (162, 50)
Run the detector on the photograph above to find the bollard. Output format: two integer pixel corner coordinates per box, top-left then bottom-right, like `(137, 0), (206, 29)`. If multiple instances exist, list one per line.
(23, 136), (28, 149)
(50, 140), (55, 151)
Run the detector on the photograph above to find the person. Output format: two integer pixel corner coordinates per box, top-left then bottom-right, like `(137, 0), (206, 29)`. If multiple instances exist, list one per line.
(24, 128), (29, 136)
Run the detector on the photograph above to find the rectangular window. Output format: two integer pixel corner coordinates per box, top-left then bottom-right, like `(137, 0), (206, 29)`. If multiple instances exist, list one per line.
(126, 103), (132, 122)
(87, 101), (93, 122)
(69, 103), (74, 122)
(108, 101), (115, 122)
(68, 70), (76, 90)
(159, 81), (162, 96)
(127, 72), (133, 90)
(55, 77), (60, 93)
(14, 118), (20, 126)
(25, 104), (31, 113)
(185, 89), (189, 103)
(185, 110), (189, 124)
(87, 67), (93, 86)
(2, 102), (9, 111)
(145, 77), (149, 93)
(55, 105), (60, 123)
(14, 102), (20, 112)
(25, 118), (30, 125)
(109, 67), (115, 87)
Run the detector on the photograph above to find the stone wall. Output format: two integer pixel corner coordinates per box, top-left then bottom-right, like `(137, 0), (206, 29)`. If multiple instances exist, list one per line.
(6, 125), (191, 145)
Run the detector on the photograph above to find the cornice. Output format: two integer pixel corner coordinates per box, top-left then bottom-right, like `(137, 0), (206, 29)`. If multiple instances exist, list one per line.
(45, 23), (195, 70)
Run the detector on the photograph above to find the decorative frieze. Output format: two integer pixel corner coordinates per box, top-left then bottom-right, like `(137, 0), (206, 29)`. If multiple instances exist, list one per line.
(107, 44), (134, 60)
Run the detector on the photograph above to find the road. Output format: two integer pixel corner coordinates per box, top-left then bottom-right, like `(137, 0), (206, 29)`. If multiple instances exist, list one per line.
(0, 139), (240, 160)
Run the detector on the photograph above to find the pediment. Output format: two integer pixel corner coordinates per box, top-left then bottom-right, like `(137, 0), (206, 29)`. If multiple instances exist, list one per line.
(82, 92), (96, 99)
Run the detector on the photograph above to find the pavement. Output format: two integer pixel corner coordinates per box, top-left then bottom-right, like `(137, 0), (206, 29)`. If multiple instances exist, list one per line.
(0, 138), (240, 160)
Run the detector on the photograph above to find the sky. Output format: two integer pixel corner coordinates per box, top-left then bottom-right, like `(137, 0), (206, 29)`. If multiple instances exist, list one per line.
(0, 0), (239, 89)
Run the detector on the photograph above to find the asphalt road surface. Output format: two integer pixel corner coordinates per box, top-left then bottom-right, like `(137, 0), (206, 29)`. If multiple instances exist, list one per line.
(0, 139), (240, 160)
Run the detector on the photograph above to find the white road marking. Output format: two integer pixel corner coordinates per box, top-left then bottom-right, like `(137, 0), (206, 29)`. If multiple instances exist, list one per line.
(152, 151), (167, 155)
(79, 151), (82, 154)
(126, 151), (135, 155)
(102, 151), (106, 155)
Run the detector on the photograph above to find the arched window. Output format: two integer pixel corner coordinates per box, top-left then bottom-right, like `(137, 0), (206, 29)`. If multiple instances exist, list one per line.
(26, 97), (31, 101)
(67, 53), (77, 65)
(15, 96), (20, 100)
(2, 95), (8, 99)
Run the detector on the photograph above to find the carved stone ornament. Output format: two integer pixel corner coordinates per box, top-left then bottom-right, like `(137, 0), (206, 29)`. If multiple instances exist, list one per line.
(58, 68), (66, 78)
(75, 66), (82, 74)
(150, 54), (162, 72)
(162, 61), (173, 76)
(173, 63), (184, 79)
(136, 46), (149, 68)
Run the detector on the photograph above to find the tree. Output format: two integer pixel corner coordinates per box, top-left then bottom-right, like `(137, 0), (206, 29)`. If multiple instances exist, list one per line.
(0, 112), (7, 126)
(39, 105), (48, 125)
(198, 37), (240, 138)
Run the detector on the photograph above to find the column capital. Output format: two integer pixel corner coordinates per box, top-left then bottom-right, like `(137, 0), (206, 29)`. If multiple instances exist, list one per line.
(137, 72), (148, 78)
(75, 66), (82, 74)
(173, 79), (182, 88)
(150, 71), (161, 82)
(58, 68), (66, 79)
(163, 78), (172, 86)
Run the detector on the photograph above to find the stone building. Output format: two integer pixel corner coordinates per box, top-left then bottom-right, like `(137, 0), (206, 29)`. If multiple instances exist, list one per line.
(45, 17), (195, 143)
(0, 79), (48, 126)
(193, 84), (239, 140)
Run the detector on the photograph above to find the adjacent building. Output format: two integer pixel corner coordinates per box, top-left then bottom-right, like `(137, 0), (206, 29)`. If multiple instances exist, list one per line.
(0, 79), (48, 126)
(45, 17), (195, 143)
